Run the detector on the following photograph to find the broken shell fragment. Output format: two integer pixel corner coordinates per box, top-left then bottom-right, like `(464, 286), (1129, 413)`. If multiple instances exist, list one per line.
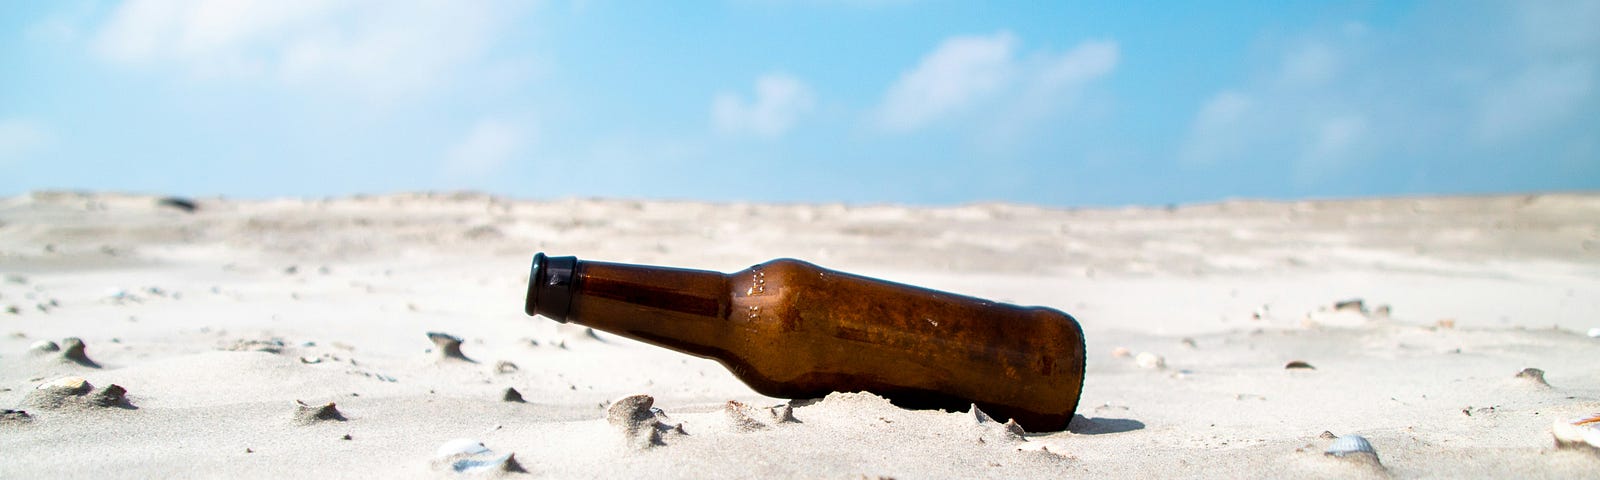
(502, 387), (525, 403)
(1285, 361), (1316, 370)
(1, 409), (31, 424)
(767, 403), (799, 424)
(724, 401), (770, 431)
(1551, 414), (1600, 452)
(434, 438), (527, 474)
(38, 376), (91, 395)
(1325, 434), (1379, 461)
(724, 400), (801, 432)
(91, 384), (129, 407)
(427, 332), (475, 363)
(606, 394), (685, 449)
(24, 377), (132, 410)
(1135, 352), (1165, 369)
(970, 404), (1026, 443)
(293, 400), (346, 424)
(28, 340), (60, 354)
(31, 337), (101, 367)
(1515, 368), (1550, 387)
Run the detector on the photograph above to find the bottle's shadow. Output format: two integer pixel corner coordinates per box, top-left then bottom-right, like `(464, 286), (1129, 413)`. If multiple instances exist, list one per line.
(1067, 414), (1144, 435)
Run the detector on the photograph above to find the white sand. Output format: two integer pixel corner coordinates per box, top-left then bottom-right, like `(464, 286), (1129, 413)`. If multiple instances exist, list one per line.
(1, 191), (1597, 478)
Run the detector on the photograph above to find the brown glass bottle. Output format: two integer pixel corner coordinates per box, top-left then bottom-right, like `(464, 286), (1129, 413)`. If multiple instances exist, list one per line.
(524, 253), (1086, 432)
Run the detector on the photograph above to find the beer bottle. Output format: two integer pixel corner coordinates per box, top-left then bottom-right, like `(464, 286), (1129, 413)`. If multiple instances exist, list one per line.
(524, 253), (1085, 431)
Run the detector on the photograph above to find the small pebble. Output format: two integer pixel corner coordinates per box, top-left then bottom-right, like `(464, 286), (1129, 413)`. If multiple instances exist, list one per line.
(1135, 352), (1165, 369)
(1285, 360), (1315, 370)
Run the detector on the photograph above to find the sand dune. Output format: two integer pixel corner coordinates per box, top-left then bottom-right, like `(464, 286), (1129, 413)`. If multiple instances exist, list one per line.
(2, 191), (1598, 478)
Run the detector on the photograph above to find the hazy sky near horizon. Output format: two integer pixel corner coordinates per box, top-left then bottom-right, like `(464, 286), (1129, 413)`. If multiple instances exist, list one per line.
(2, 0), (1597, 206)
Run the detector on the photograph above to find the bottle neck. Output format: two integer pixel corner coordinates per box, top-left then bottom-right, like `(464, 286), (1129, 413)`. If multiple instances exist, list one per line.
(525, 253), (579, 320)
(525, 253), (732, 353)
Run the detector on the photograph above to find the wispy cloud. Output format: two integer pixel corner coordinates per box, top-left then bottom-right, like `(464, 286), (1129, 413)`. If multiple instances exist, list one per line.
(89, 0), (523, 102)
(711, 73), (817, 138)
(0, 119), (53, 164)
(873, 32), (1117, 133)
(874, 32), (1018, 132)
(1178, 2), (1599, 181)
(444, 120), (530, 178)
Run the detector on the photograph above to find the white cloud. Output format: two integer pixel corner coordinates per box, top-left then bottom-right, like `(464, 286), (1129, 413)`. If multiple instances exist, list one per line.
(712, 73), (817, 138)
(89, 0), (519, 102)
(444, 120), (529, 178)
(875, 32), (1018, 132)
(0, 119), (53, 164)
(873, 32), (1118, 133)
(1035, 40), (1119, 90)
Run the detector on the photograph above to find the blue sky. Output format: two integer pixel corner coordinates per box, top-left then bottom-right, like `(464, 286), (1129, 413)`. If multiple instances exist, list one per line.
(1, 1), (1596, 206)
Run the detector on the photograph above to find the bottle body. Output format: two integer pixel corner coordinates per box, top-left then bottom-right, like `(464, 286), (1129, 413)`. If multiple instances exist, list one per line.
(525, 253), (1086, 432)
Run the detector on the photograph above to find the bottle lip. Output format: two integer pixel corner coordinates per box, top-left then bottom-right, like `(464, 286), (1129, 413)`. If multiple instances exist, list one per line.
(525, 252), (578, 322)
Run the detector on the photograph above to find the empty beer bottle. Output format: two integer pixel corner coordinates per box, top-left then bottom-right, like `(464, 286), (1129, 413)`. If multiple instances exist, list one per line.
(524, 253), (1086, 431)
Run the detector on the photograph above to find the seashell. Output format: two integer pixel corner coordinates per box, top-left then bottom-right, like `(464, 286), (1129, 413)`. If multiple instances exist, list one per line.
(1, 409), (31, 423)
(724, 400), (769, 431)
(90, 384), (128, 407)
(968, 404), (1026, 444)
(606, 394), (684, 449)
(1325, 434), (1378, 459)
(1333, 299), (1366, 313)
(26, 377), (131, 410)
(434, 438), (527, 474)
(227, 338), (286, 354)
(58, 338), (100, 368)
(1551, 414), (1600, 451)
(1515, 368), (1549, 387)
(427, 332), (474, 363)
(494, 361), (518, 374)
(1285, 360), (1315, 370)
(28, 340), (60, 353)
(39, 376), (91, 394)
(501, 387), (525, 403)
(722, 401), (798, 431)
(766, 403), (799, 424)
(293, 400), (346, 424)
(1110, 347), (1131, 358)
(1135, 352), (1165, 370)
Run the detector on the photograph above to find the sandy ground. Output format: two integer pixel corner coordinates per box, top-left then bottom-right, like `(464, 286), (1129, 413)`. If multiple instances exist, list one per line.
(1, 190), (1598, 478)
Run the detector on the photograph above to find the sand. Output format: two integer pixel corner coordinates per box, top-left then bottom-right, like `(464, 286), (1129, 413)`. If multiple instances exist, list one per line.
(1, 190), (1598, 478)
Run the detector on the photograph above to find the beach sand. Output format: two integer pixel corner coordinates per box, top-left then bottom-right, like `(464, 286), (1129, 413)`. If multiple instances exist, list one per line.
(2, 191), (1598, 478)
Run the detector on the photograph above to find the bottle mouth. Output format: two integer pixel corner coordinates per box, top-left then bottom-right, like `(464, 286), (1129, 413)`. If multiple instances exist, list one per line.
(525, 252), (578, 322)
